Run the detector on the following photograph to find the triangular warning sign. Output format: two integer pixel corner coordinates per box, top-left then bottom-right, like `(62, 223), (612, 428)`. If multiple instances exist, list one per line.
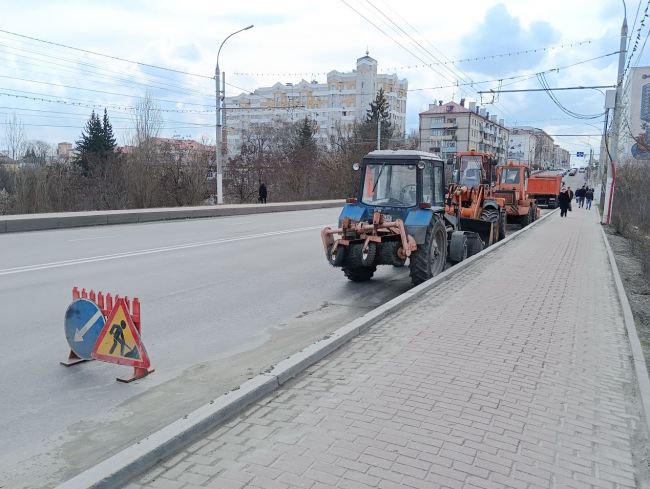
(92, 298), (150, 368)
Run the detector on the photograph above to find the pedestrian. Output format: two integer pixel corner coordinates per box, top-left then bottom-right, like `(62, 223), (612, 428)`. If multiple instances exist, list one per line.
(567, 186), (574, 211)
(585, 187), (594, 210)
(576, 186), (586, 208)
(558, 187), (571, 217)
(258, 182), (268, 204)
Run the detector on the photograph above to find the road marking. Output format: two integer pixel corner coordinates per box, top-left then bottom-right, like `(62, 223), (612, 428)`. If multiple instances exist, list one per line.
(0, 225), (326, 276)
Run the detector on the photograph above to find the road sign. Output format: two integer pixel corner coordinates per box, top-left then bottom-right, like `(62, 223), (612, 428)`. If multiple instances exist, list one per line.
(92, 298), (150, 368)
(576, 151), (585, 157)
(64, 299), (106, 360)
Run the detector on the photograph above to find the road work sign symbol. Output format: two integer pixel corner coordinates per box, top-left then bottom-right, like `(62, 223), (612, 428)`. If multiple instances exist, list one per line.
(64, 299), (106, 360)
(92, 298), (150, 368)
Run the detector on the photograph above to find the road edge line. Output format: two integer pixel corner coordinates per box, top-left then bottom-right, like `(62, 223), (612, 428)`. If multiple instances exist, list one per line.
(598, 213), (650, 436)
(55, 208), (558, 489)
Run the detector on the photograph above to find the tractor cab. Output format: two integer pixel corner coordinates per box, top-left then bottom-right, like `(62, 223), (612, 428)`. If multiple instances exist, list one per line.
(357, 151), (446, 222)
(451, 151), (498, 188)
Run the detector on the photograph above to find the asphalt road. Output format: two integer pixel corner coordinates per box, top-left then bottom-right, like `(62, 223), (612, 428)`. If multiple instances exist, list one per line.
(1, 208), (415, 488)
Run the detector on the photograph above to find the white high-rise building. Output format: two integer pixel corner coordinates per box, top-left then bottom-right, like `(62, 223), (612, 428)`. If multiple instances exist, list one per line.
(620, 66), (650, 160)
(223, 53), (407, 151)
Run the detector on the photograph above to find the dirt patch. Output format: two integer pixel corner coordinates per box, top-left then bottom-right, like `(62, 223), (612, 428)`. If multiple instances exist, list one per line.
(605, 228), (650, 373)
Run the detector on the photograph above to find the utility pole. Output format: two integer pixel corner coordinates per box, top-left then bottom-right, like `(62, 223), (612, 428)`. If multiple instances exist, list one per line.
(214, 25), (254, 205)
(602, 14), (627, 224)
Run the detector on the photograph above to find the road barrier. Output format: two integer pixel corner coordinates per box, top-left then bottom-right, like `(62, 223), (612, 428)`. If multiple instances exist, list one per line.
(62, 287), (153, 382)
(0, 200), (344, 233)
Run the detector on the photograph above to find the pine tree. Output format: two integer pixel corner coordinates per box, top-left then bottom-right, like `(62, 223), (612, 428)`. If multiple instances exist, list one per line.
(360, 88), (394, 150)
(75, 109), (116, 173)
(295, 116), (318, 149)
(102, 109), (117, 152)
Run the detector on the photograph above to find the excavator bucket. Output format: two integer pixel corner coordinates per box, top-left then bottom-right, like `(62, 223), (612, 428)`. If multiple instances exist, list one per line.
(460, 217), (495, 246)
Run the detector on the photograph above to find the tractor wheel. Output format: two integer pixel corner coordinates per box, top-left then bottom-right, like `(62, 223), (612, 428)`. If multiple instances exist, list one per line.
(327, 244), (345, 266)
(480, 208), (500, 241)
(409, 217), (447, 286)
(343, 266), (376, 282)
(520, 208), (532, 227)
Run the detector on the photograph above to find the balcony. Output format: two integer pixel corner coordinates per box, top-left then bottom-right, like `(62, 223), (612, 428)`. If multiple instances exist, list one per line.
(443, 122), (458, 128)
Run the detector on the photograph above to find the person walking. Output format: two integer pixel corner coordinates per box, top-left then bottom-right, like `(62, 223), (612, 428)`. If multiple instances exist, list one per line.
(567, 186), (574, 212)
(258, 182), (268, 204)
(558, 187), (571, 217)
(576, 186), (586, 208)
(585, 187), (594, 210)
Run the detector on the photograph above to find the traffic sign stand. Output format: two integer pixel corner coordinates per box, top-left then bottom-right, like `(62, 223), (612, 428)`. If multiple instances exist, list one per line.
(92, 297), (154, 383)
(60, 349), (90, 367)
(61, 288), (106, 367)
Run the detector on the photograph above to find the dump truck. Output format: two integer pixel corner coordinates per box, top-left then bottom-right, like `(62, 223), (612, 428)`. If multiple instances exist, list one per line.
(493, 162), (539, 227)
(527, 171), (563, 208)
(321, 150), (494, 285)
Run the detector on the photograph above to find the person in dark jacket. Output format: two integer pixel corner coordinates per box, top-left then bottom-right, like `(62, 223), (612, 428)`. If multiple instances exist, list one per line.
(567, 186), (574, 211)
(576, 186), (586, 208)
(585, 187), (594, 210)
(258, 182), (268, 204)
(558, 187), (571, 217)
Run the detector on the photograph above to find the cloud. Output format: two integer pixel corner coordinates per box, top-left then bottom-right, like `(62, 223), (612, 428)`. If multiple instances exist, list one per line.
(174, 43), (201, 62)
(459, 3), (561, 75)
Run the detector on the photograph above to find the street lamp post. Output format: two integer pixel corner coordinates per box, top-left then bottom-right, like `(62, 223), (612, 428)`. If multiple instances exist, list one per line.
(215, 24), (254, 205)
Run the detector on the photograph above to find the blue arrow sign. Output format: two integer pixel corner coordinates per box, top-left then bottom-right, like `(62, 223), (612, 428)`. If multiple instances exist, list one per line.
(576, 151), (585, 157)
(64, 299), (105, 360)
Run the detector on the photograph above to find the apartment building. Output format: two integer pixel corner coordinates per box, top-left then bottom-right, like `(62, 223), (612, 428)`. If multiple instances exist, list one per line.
(418, 100), (509, 163)
(619, 66), (650, 160)
(507, 127), (555, 168)
(552, 144), (571, 168)
(223, 53), (407, 152)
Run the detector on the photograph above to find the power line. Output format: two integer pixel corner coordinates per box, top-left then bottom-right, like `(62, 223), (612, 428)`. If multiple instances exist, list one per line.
(0, 89), (215, 113)
(0, 28), (214, 80)
(478, 85), (615, 94)
(0, 76), (215, 108)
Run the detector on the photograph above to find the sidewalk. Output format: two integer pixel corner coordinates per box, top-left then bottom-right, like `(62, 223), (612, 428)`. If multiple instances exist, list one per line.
(128, 209), (649, 489)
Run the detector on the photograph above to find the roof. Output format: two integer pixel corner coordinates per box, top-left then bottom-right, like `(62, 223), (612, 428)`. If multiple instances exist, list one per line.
(365, 150), (445, 162)
(419, 101), (471, 116)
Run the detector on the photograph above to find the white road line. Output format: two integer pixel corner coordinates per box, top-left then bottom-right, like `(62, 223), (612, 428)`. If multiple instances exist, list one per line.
(1, 225), (326, 276)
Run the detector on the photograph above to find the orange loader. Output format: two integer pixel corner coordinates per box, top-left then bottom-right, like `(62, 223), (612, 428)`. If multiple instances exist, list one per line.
(493, 162), (540, 227)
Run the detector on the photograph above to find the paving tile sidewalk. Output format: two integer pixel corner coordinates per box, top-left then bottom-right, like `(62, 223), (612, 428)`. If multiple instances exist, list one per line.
(129, 209), (649, 489)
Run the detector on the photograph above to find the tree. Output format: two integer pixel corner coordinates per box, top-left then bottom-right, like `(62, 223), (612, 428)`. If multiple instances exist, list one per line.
(4, 112), (25, 161)
(75, 110), (116, 173)
(360, 88), (394, 149)
(102, 109), (117, 151)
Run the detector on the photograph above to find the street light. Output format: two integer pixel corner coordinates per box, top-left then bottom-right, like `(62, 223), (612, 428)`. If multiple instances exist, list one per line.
(215, 24), (254, 204)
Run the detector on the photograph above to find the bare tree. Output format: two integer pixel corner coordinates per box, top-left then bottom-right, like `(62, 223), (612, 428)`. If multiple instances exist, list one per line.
(132, 92), (163, 146)
(126, 93), (164, 208)
(4, 113), (25, 161)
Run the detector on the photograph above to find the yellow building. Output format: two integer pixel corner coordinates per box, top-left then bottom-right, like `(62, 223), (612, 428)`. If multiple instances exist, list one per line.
(224, 53), (407, 151)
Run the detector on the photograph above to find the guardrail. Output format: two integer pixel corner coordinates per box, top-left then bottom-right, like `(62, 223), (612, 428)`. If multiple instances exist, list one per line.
(0, 200), (345, 233)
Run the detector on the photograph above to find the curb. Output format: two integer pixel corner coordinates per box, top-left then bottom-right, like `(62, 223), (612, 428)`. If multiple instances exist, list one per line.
(598, 214), (650, 436)
(0, 201), (344, 234)
(55, 208), (558, 489)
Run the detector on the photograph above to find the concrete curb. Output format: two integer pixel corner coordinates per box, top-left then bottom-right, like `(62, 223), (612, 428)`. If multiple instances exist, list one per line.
(0, 201), (344, 234)
(598, 214), (650, 436)
(55, 208), (558, 489)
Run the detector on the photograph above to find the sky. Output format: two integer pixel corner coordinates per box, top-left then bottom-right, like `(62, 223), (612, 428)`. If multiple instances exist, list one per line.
(1, 0), (647, 166)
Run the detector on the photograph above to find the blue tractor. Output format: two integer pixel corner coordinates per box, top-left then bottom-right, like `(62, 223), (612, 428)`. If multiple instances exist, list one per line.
(321, 150), (487, 285)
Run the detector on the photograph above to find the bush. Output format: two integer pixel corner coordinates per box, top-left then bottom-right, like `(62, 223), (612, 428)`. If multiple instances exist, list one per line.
(611, 161), (650, 274)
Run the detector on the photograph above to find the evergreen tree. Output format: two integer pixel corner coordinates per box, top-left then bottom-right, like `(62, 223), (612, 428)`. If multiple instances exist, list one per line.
(102, 109), (117, 152)
(75, 109), (116, 173)
(360, 88), (394, 149)
(295, 116), (318, 149)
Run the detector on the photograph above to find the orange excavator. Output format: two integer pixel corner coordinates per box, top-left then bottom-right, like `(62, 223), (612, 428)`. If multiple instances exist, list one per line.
(493, 161), (540, 227)
(444, 151), (507, 260)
